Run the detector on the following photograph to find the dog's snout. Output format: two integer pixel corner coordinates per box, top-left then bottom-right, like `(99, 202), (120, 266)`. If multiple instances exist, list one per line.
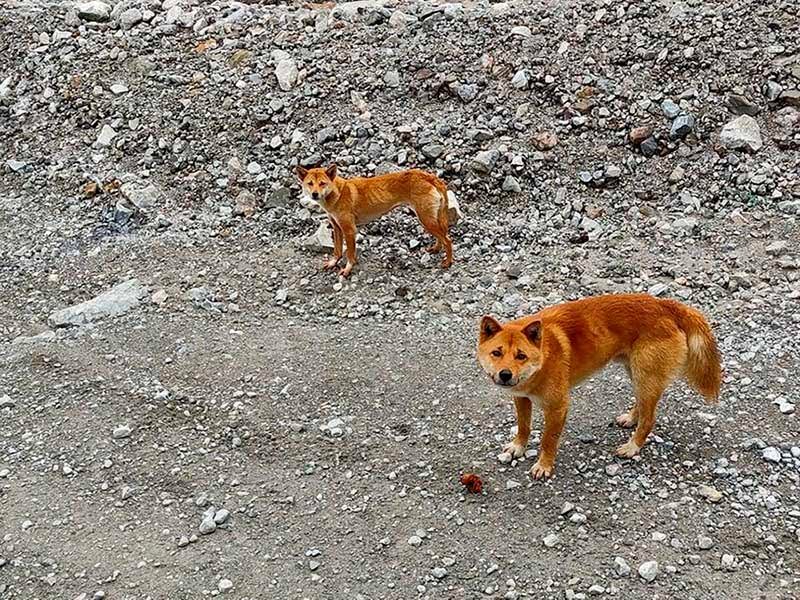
(311, 191), (319, 199)
(498, 369), (513, 384)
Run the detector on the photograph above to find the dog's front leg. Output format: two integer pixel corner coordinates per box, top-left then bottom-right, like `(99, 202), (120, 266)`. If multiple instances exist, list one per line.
(503, 396), (531, 458)
(339, 219), (357, 278)
(530, 395), (569, 480)
(324, 219), (343, 270)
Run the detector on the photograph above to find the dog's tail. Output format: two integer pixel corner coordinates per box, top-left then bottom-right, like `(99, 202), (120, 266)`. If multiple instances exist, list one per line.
(674, 303), (722, 403)
(433, 178), (452, 231)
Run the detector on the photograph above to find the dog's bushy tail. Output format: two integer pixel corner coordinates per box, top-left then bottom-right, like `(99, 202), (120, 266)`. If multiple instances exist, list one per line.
(675, 304), (722, 403)
(433, 178), (451, 231)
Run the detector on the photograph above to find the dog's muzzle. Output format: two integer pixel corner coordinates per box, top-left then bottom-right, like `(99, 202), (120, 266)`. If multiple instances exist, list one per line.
(494, 369), (518, 387)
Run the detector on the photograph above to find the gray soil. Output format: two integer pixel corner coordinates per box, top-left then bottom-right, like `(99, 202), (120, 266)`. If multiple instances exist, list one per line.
(1, 0), (799, 599)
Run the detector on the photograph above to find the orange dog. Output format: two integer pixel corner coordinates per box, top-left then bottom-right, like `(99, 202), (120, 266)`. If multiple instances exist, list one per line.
(296, 165), (454, 277)
(477, 294), (722, 480)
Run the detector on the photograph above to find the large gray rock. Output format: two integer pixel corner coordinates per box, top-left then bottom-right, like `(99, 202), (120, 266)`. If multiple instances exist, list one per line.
(301, 222), (334, 253)
(720, 115), (762, 152)
(48, 279), (149, 327)
(670, 114), (695, 139)
(121, 182), (160, 210)
(470, 149), (499, 174)
(118, 8), (143, 30)
(77, 1), (111, 22)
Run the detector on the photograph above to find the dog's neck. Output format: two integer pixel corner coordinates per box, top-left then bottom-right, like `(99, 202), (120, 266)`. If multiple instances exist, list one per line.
(321, 176), (347, 206)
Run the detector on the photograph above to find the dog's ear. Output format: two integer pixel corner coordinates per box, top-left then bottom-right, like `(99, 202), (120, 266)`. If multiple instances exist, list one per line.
(325, 164), (338, 180)
(296, 165), (309, 180)
(480, 316), (502, 341)
(522, 320), (541, 345)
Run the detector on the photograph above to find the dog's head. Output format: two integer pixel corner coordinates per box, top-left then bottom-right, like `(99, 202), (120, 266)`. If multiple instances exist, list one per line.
(477, 316), (543, 389)
(296, 164), (338, 202)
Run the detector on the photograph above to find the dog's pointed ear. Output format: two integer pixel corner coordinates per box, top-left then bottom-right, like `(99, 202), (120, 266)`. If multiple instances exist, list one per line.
(325, 163), (338, 180)
(480, 315), (502, 341)
(296, 165), (309, 180)
(522, 320), (541, 345)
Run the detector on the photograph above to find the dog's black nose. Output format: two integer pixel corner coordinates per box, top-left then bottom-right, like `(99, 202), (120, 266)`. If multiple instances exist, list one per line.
(311, 191), (319, 199)
(498, 369), (513, 383)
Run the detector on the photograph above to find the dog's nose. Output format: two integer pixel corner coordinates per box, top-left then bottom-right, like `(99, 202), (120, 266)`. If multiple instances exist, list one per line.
(498, 369), (513, 383)
(311, 191), (319, 200)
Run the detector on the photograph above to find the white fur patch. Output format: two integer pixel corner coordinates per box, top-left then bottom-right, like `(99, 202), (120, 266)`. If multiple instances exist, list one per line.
(688, 333), (705, 355)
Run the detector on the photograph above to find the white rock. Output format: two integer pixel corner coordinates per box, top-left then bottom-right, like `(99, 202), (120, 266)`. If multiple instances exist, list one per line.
(118, 8), (142, 30)
(96, 124), (117, 147)
(0, 394), (14, 408)
(214, 509), (230, 525)
(720, 115), (762, 152)
(275, 58), (298, 91)
(112, 425), (131, 439)
(199, 516), (217, 534)
(0, 76), (12, 99)
(697, 535), (714, 550)
(697, 484), (722, 503)
(217, 579), (233, 592)
(165, 5), (184, 24)
(613, 557), (631, 577)
(543, 533), (559, 548)
(301, 221), (334, 253)
(762, 447), (782, 463)
(497, 452), (512, 464)
(638, 561), (658, 583)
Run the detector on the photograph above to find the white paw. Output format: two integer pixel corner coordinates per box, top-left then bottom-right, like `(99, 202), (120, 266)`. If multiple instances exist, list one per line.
(529, 460), (553, 480)
(615, 439), (641, 459)
(615, 412), (637, 428)
(503, 440), (527, 459)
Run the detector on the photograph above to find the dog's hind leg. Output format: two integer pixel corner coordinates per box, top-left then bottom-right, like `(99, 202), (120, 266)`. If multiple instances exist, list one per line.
(616, 336), (686, 458)
(417, 196), (452, 268)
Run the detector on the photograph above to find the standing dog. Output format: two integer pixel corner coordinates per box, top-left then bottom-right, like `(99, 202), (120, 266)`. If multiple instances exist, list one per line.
(477, 294), (722, 480)
(296, 165), (454, 277)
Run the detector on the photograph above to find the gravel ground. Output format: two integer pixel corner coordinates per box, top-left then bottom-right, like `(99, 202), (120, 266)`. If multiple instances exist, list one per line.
(1, 0), (799, 598)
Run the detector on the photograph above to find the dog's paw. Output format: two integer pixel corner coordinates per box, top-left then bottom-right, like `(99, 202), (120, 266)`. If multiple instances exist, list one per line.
(425, 243), (441, 254)
(323, 257), (340, 270)
(529, 460), (554, 480)
(503, 440), (527, 459)
(615, 412), (637, 428)
(338, 264), (353, 278)
(615, 439), (641, 459)
(440, 258), (453, 269)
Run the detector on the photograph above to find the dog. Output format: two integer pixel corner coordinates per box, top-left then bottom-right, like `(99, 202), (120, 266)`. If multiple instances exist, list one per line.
(477, 293), (722, 480)
(295, 165), (454, 277)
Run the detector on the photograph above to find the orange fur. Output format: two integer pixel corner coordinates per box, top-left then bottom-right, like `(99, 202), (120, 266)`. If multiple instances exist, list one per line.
(296, 165), (454, 277)
(477, 294), (722, 480)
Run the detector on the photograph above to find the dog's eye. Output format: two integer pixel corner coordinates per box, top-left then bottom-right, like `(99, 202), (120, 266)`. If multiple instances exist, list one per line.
(491, 349), (502, 357)
(516, 352), (527, 361)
